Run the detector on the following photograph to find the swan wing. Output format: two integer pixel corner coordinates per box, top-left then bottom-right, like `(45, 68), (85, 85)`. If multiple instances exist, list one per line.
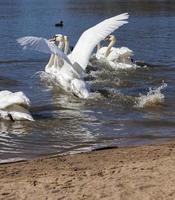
(69, 13), (129, 70)
(17, 36), (71, 65)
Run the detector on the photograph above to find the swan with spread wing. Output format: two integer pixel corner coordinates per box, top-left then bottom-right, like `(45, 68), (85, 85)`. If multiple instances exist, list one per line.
(0, 90), (34, 121)
(17, 13), (129, 98)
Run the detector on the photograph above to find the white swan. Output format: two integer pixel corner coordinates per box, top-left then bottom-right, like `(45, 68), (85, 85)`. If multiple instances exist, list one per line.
(96, 34), (134, 69)
(17, 13), (129, 98)
(45, 34), (71, 75)
(45, 34), (65, 75)
(0, 90), (34, 121)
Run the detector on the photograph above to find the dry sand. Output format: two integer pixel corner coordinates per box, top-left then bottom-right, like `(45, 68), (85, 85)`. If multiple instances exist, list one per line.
(1, 142), (175, 200)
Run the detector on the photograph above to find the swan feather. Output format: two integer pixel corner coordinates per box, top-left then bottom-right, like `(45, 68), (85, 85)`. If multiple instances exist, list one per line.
(69, 13), (129, 70)
(0, 90), (34, 121)
(17, 36), (71, 65)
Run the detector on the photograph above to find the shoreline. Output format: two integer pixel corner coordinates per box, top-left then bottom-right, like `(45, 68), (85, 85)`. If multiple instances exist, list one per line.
(1, 142), (175, 199)
(0, 138), (169, 165)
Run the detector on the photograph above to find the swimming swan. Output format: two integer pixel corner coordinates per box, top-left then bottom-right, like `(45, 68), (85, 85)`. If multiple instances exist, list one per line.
(17, 13), (129, 98)
(0, 90), (34, 121)
(45, 34), (69, 74)
(45, 34), (71, 75)
(96, 34), (134, 69)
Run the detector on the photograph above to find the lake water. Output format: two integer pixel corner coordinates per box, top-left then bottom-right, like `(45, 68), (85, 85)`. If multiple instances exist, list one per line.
(0, 0), (175, 163)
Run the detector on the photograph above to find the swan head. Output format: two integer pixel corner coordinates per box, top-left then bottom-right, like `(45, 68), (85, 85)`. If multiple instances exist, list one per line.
(105, 35), (116, 43)
(64, 35), (68, 41)
(71, 79), (89, 99)
(49, 34), (64, 45)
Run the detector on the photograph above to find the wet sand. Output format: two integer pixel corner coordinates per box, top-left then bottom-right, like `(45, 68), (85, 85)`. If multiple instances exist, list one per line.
(0, 142), (175, 200)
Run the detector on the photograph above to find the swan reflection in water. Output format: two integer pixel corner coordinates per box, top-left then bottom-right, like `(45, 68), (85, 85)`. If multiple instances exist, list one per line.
(0, 120), (32, 135)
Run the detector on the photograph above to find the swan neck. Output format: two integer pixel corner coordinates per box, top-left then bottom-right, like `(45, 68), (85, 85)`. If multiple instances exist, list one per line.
(47, 54), (55, 67)
(58, 40), (65, 51)
(64, 37), (70, 55)
(105, 37), (116, 57)
(96, 43), (101, 53)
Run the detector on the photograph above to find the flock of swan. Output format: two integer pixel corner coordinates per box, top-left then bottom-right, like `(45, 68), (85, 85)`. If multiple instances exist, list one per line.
(0, 13), (135, 121)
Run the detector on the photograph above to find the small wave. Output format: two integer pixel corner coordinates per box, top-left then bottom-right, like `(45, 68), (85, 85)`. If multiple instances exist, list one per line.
(135, 82), (167, 108)
(95, 58), (139, 70)
(0, 59), (46, 65)
(0, 76), (19, 86)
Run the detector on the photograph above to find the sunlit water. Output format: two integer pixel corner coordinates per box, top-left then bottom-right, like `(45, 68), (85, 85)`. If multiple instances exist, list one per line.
(0, 0), (175, 163)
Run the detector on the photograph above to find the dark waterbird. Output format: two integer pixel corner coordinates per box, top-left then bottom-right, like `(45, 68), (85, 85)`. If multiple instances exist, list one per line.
(55, 20), (63, 27)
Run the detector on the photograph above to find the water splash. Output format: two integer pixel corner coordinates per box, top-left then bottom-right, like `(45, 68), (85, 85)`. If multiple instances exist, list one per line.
(38, 71), (55, 86)
(35, 71), (61, 89)
(135, 82), (167, 108)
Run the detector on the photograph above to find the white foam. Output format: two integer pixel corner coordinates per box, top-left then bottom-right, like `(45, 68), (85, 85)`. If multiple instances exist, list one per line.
(135, 82), (167, 108)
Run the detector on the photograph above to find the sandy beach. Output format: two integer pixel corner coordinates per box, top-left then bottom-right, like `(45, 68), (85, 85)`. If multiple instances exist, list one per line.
(0, 142), (175, 200)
